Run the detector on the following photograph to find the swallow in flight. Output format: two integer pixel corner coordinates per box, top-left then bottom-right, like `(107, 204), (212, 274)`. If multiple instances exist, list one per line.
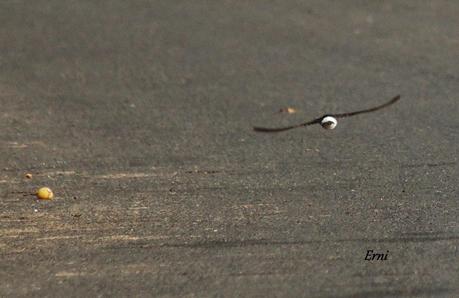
(253, 95), (401, 132)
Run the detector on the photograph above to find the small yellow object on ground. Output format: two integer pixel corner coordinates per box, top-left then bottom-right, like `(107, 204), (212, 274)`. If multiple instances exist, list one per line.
(279, 107), (297, 114)
(37, 187), (54, 200)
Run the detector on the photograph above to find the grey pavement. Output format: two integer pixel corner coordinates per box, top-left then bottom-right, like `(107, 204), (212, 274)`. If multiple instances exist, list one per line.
(1, 1), (458, 297)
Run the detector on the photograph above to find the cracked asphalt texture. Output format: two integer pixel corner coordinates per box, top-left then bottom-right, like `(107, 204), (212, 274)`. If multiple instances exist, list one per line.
(1, 1), (458, 297)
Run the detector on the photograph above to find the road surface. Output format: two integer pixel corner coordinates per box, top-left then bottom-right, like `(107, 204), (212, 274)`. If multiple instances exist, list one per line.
(1, 1), (458, 297)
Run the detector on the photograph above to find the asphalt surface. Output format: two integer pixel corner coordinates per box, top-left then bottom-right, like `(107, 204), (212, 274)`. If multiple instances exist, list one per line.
(1, 1), (458, 297)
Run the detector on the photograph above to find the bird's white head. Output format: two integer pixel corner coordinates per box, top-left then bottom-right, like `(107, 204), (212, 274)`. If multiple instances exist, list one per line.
(321, 116), (337, 130)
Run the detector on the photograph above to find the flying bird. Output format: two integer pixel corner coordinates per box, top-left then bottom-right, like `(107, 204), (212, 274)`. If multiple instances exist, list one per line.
(253, 95), (401, 132)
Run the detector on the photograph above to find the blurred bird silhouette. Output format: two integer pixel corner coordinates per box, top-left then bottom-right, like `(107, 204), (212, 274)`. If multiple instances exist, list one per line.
(253, 95), (401, 132)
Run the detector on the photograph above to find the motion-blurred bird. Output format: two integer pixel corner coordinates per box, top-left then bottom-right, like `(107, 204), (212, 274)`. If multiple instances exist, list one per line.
(253, 95), (401, 132)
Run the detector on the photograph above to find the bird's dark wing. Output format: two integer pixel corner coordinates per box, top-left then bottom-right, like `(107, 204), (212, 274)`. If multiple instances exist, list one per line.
(331, 95), (400, 118)
(253, 117), (322, 133)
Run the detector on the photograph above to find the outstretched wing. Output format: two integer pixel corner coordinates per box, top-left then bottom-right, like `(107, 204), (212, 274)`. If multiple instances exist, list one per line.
(253, 117), (322, 133)
(331, 95), (401, 118)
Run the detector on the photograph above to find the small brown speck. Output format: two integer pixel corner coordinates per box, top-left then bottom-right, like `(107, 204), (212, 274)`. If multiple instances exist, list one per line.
(279, 107), (297, 114)
(25, 173), (32, 179)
